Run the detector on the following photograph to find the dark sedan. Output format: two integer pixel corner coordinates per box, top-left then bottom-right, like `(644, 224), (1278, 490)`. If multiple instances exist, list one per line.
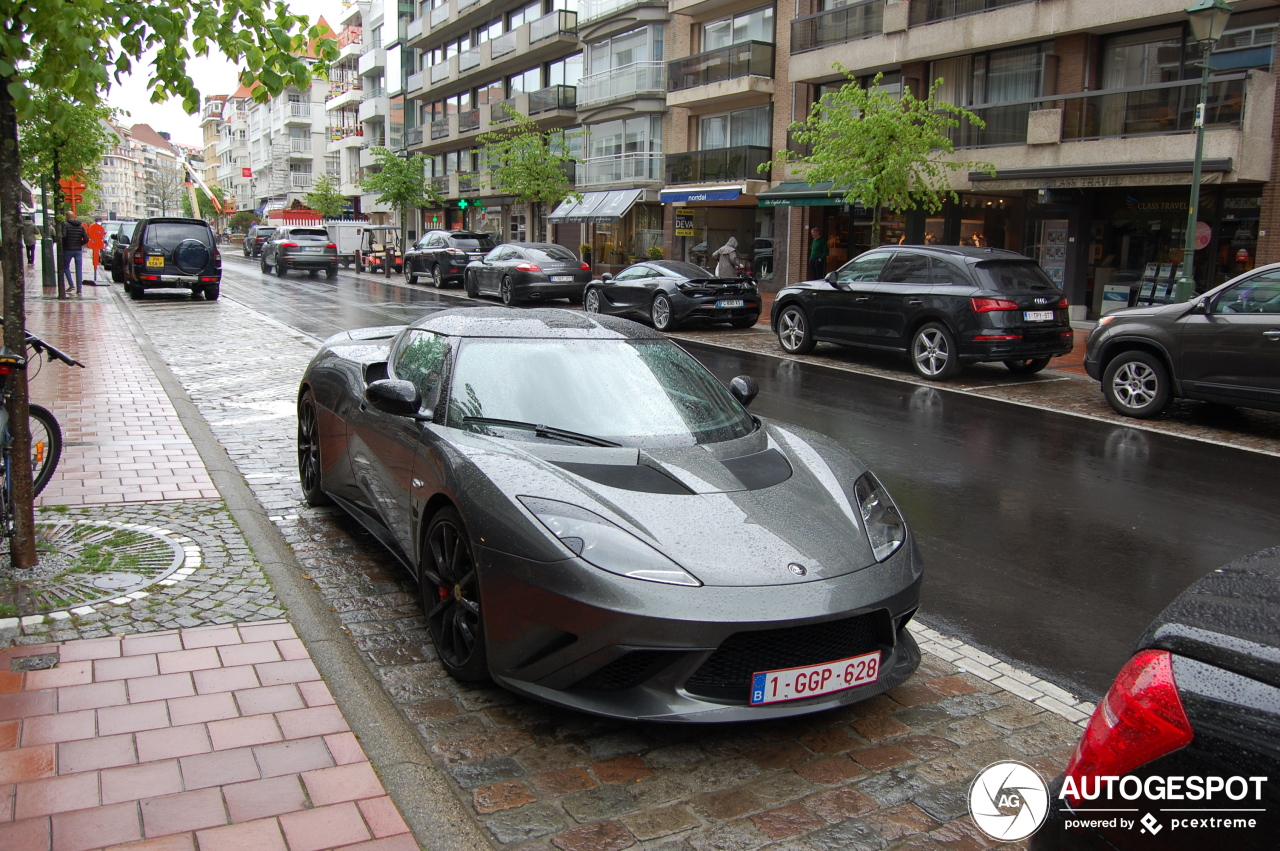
(405, 230), (496, 288)
(260, 226), (339, 278)
(1031, 546), (1280, 849)
(297, 307), (922, 721)
(105, 221), (138, 283)
(1085, 264), (1280, 418)
(771, 246), (1074, 380)
(464, 243), (590, 305)
(583, 260), (760, 332)
(242, 224), (276, 258)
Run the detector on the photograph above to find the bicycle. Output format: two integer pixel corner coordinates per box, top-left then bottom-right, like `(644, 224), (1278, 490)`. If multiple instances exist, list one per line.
(0, 329), (83, 536)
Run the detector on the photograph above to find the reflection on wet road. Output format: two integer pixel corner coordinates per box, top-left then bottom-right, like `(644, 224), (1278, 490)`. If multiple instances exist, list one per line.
(219, 257), (1280, 698)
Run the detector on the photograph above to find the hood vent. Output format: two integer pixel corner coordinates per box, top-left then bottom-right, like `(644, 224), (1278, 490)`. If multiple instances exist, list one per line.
(552, 461), (694, 495)
(721, 448), (792, 491)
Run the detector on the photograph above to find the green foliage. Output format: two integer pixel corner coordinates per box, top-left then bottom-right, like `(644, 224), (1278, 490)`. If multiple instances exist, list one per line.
(19, 90), (114, 215)
(767, 69), (996, 239)
(182, 184), (226, 220)
(647, 245), (663, 260)
(305, 173), (346, 219)
(477, 105), (580, 209)
(359, 147), (442, 223)
(229, 210), (260, 231)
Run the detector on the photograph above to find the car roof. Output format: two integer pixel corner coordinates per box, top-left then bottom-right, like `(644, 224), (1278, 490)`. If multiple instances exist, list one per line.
(430, 230), (490, 238)
(501, 242), (565, 250)
(413, 306), (663, 340)
(870, 245), (1031, 263)
(143, 218), (211, 226)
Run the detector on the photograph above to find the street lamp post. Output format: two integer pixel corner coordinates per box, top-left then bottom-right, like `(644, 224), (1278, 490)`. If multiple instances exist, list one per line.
(1175, 0), (1235, 303)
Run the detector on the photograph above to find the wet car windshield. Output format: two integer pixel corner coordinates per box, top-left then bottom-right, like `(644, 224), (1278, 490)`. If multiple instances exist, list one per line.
(976, 261), (1060, 294)
(446, 339), (755, 447)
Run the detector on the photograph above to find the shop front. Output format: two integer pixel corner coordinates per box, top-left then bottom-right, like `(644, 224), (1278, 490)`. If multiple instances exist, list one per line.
(661, 184), (773, 280)
(549, 189), (661, 273)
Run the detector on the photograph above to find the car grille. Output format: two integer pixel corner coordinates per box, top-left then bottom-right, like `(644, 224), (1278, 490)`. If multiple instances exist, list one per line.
(572, 650), (683, 692)
(684, 615), (881, 701)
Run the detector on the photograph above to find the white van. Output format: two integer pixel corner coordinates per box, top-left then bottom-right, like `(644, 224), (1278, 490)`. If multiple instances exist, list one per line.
(325, 222), (365, 268)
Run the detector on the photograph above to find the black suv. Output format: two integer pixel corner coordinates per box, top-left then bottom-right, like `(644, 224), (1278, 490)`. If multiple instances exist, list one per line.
(242, 224), (277, 258)
(122, 217), (222, 300)
(771, 245), (1073, 380)
(104, 221), (138, 283)
(260, 226), (339, 278)
(1085, 264), (1280, 418)
(404, 230), (496, 288)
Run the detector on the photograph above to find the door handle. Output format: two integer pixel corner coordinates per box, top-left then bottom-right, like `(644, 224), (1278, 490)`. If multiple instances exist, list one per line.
(854, 296), (871, 303)
(908, 299), (923, 306)
(1265, 329), (1280, 340)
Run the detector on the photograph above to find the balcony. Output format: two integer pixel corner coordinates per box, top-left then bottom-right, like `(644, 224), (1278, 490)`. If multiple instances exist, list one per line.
(665, 146), (770, 185)
(578, 62), (666, 109)
(429, 175), (450, 193)
(338, 26), (362, 49)
(430, 2), (449, 28)
(580, 0), (657, 24)
(358, 94), (389, 122)
(460, 47), (481, 73)
(407, 127), (425, 146)
(289, 139), (313, 155)
(290, 173), (313, 189)
(491, 31), (517, 59)
(792, 0), (883, 54)
(431, 118), (450, 140)
(201, 101), (223, 122)
(530, 10), (577, 43)
(406, 17), (424, 44)
(459, 109), (480, 132)
(668, 41), (774, 108)
(283, 103), (312, 124)
(409, 17), (580, 105)
(407, 71), (423, 93)
(578, 153), (664, 187)
(358, 47), (386, 76)
(909, 0), (1031, 26)
(430, 60), (450, 85)
(530, 84), (576, 114)
(325, 81), (364, 110)
(457, 172), (482, 194)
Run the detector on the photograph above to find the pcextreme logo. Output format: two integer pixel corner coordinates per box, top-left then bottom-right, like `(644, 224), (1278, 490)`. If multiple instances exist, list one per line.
(969, 761), (1050, 841)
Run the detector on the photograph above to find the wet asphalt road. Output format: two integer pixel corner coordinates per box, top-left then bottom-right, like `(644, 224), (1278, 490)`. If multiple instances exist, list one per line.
(212, 256), (1280, 699)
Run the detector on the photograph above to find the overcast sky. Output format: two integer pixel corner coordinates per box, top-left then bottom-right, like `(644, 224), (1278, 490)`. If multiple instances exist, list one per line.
(106, 1), (348, 148)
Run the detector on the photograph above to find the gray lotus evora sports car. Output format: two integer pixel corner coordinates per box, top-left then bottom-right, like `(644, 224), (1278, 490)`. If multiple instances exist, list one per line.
(297, 307), (922, 722)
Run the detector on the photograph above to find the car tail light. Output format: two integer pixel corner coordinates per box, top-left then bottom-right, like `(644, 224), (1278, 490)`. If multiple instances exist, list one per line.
(1062, 331), (1074, 338)
(326, 243), (337, 249)
(580, 263), (590, 271)
(973, 334), (1022, 341)
(199, 276), (219, 282)
(1057, 297), (1069, 309)
(280, 242), (299, 248)
(971, 297), (1020, 312)
(0, 365), (10, 376)
(212, 247), (220, 261)
(1064, 649), (1193, 803)
(516, 263), (541, 272)
(446, 248), (467, 256)
(133, 250), (145, 264)
(141, 275), (159, 280)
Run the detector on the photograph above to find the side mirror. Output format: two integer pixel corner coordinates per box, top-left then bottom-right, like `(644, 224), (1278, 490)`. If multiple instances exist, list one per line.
(601, 273), (614, 283)
(824, 271), (839, 286)
(1191, 298), (1210, 315)
(365, 379), (425, 418)
(729, 375), (759, 407)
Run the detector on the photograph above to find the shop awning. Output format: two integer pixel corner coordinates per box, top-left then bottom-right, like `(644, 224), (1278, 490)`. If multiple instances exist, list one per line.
(547, 195), (586, 223)
(548, 189), (643, 224)
(967, 159), (1234, 182)
(659, 184), (743, 203)
(757, 180), (853, 207)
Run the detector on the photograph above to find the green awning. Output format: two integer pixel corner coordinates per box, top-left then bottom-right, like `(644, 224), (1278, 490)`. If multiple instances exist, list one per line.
(758, 180), (855, 207)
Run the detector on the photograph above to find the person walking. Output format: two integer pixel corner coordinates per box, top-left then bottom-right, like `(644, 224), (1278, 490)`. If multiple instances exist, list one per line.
(60, 212), (89, 295)
(21, 216), (39, 267)
(712, 237), (740, 278)
(808, 226), (828, 281)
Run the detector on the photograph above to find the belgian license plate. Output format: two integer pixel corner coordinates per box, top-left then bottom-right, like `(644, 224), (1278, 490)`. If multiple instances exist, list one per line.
(146, 256), (164, 268)
(750, 650), (880, 706)
(1024, 310), (1054, 321)
(303, 246), (321, 252)
(717, 299), (745, 308)
(551, 275), (574, 282)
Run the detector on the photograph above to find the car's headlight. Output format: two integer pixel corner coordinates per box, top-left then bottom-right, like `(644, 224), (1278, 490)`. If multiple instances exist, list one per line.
(1098, 315), (1116, 326)
(518, 496), (702, 587)
(853, 472), (905, 561)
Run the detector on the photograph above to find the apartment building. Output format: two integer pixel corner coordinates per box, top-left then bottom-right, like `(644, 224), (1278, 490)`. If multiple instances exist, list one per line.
(98, 123), (143, 220)
(129, 124), (189, 218)
(200, 97), (227, 201)
(328, 1), (372, 212)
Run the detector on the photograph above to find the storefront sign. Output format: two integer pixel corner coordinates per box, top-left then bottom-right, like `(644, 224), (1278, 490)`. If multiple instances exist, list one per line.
(660, 187), (741, 203)
(675, 208), (695, 237)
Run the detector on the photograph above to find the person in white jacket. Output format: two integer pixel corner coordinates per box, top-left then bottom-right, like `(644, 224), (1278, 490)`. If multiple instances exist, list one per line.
(712, 237), (740, 278)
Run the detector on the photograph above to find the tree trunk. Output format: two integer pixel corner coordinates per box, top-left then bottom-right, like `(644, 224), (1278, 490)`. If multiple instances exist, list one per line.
(871, 206), (882, 248)
(52, 150), (65, 298)
(0, 78), (40, 569)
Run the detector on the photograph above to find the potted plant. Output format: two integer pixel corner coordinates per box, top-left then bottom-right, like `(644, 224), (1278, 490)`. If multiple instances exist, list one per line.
(580, 242), (592, 266)
(647, 245), (663, 260)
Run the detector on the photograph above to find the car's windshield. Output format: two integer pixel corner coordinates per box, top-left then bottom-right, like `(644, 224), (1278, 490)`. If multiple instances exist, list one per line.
(446, 339), (755, 447)
(450, 236), (494, 250)
(256, 228), (276, 238)
(976, 261), (1060, 294)
(654, 261), (715, 279)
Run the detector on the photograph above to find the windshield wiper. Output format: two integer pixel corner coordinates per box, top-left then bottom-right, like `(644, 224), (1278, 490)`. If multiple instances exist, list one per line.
(462, 417), (620, 448)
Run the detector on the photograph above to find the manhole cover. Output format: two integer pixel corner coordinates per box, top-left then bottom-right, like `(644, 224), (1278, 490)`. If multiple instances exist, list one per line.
(0, 520), (187, 613)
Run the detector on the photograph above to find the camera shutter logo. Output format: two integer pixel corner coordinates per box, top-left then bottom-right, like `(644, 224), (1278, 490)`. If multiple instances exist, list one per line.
(969, 761), (1050, 841)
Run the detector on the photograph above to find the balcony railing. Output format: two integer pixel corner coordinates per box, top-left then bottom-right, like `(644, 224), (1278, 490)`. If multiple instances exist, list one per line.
(458, 172), (481, 193)
(578, 153), (664, 186)
(289, 139), (312, 153)
(290, 174), (313, 189)
(459, 109), (481, 132)
(430, 3), (449, 27)
(580, 0), (650, 24)
(664, 145), (770, 185)
(325, 80), (363, 100)
(491, 31), (517, 58)
(407, 70), (423, 92)
(430, 175), (450, 192)
(669, 41), (774, 92)
(492, 97), (517, 121)
(361, 87), (386, 101)
(530, 84), (577, 114)
(361, 36), (382, 54)
(286, 103), (311, 118)
(909, 0), (1032, 26)
(791, 0), (884, 54)
(328, 125), (364, 139)
(431, 61), (450, 84)
(460, 47), (480, 72)
(338, 26), (362, 48)
(578, 62), (666, 108)
(530, 10), (577, 43)
(431, 118), (450, 140)
(407, 127), (425, 145)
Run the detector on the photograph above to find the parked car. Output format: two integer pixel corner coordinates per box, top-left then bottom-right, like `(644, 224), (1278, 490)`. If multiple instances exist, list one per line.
(121, 217), (222, 300)
(405, 230), (496, 288)
(296, 306), (922, 720)
(260, 226), (340, 279)
(771, 245), (1074, 380)
(1084, 264), (1280, 418)
(752, 237), (774, 280)
(104, 221), (138, 283)
(464, 243), (590, 305)
(1031, 545), (1280, 849)
(242, 224), (277, 258)
(584, 260), (760, 331)
(324, 221), (366, 268)
(354, 225), (402, 274)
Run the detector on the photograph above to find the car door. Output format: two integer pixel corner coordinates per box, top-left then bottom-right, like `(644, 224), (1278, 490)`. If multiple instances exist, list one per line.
(605, 265), (654, 315)
(1179, 270), (1280, 405)
(808, 251), (892, 344)
(407, 235), (430, 274)
(861, 252), (934, 348)
(475, 246), (502, 292)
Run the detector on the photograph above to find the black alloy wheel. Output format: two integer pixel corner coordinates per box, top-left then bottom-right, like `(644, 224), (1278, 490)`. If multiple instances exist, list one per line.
(422, 507), (489, 681)
(1005, 357), (1052, 375)
(583, 287), (600, 313)
(431, 265), (443, 289)
(1102, 350), (1171, 418)
(500, 276), (515, 306)
(296, 391), (332, 506)
(911, 322), (960, 380)
(651, 293), (676, 331)
(405, 263), (417, 285)
(777, 304), (814, 354)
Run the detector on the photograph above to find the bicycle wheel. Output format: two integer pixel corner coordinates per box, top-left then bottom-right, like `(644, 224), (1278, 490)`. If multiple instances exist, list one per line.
(28, 404), (62, 497)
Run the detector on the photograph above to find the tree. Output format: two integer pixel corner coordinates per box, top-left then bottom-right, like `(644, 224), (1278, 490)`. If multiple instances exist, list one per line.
(478, 105), (580, 242)
(0, 4), (337, 571)
(229, 210), (260, 232)
(359, 147), (442, 243)
(305, 173), (345, 219)
(146, 164), (187, 216)
(768, 68), (996, 245)
(182, 183), (226, 220)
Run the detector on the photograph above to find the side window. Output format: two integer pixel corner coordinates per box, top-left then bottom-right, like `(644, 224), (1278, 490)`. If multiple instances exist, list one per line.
(484, 246), (504, 261)
(880, 253), (931, 285)
(393, 331), (450, 407)
(836, 252), (891, 284)
(614, 265), (650, 281)
(929, 259), (961, 285)
(1214, 271), (1280, 314)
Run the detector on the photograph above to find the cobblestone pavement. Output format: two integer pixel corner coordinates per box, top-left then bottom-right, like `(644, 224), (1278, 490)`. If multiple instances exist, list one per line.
(119, 288), (1095, 849)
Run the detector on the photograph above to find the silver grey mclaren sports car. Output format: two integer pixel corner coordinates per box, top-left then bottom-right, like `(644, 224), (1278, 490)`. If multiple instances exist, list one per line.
(297, 307), (922, 721)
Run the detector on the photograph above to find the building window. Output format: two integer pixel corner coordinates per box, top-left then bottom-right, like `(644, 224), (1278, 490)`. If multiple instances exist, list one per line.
(587, 25), (663, 74)
(703, 5), (774, 50)
(547, 53), (583, 87)
(507, 0), (543, 30)
(507, 67), (542, 96)
(585, 115), (662, 158)
(699, 105), (771, 149)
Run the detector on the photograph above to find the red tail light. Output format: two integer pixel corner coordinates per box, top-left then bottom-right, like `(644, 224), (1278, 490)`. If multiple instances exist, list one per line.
(0, 365), (11, 376)
(280, 242), (299, 248)
(1064, 650), (1193, 803)
(212, 248), (221, 261)
(973, 334), (1022, 341)
(326, 243), (337, 249)
(1057, 297), (1069, 309)
(580, 263), (590, 271)
(515, 263), (541, 272)
(446, 248), (467, 257)
(971, 297), (1020, 312)
(134, 250), (145, 264)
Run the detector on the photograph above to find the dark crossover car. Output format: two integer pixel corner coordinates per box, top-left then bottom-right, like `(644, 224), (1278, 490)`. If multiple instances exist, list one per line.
(1032, 546), (1280, 849)
(405, 230), (496, 288)
(464, 243), (591, 305)
(121, 217), (222, 300)
(104, 221), (138, 283)
(1085, 264), (1280, 418)
(772, 246), (1074, 380)
(260, 226), (339, 278)
(584, 260), (760, 332)
(296, 307), (922, 721)
(242, 224), (277, 258)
